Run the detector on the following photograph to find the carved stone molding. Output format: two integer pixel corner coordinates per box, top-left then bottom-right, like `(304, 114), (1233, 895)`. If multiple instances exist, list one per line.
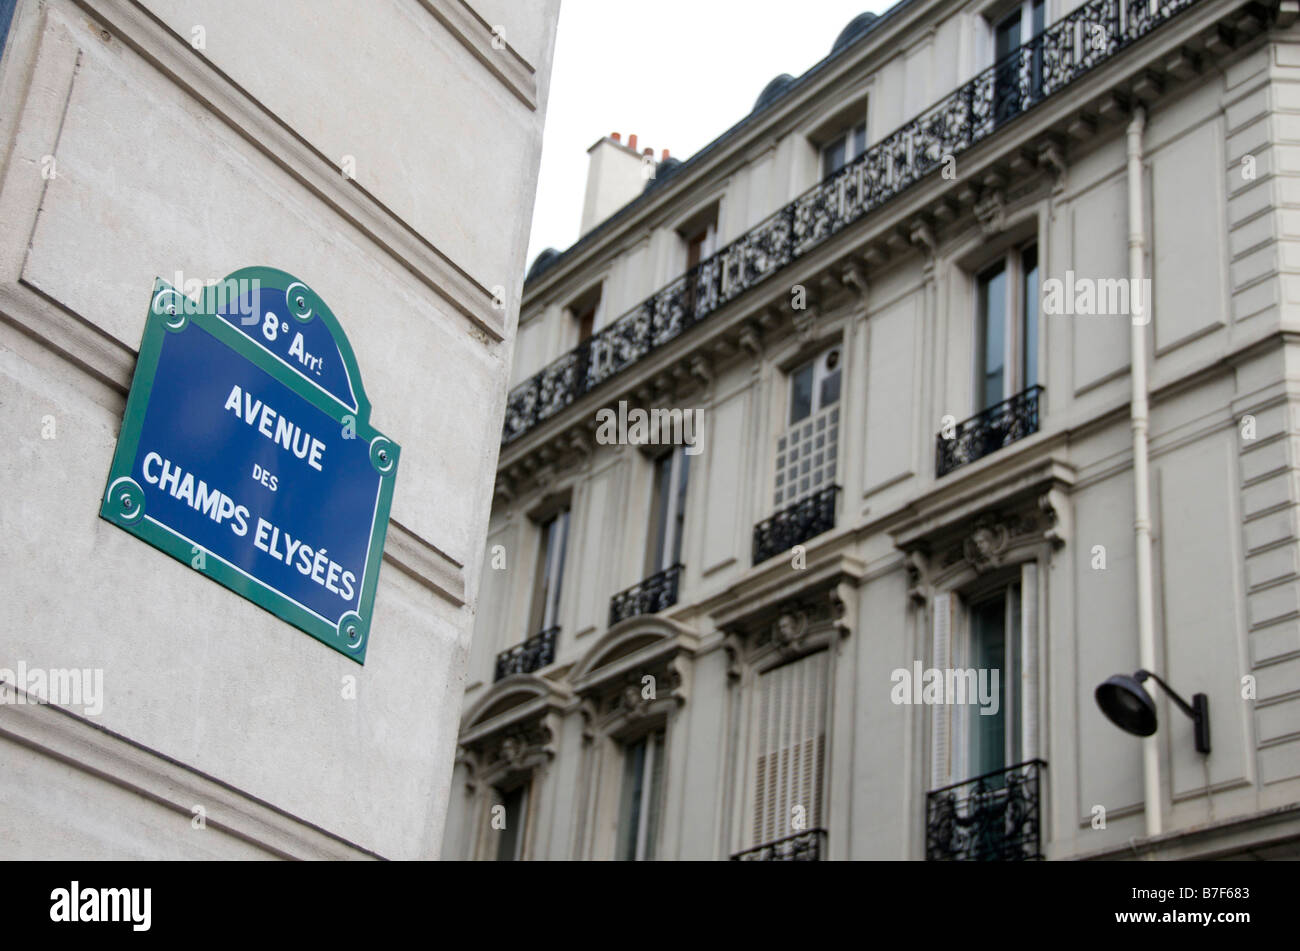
(792, 302), (820, 343)
(906, 550), (929, 607)
(974, 190), (1005, 236)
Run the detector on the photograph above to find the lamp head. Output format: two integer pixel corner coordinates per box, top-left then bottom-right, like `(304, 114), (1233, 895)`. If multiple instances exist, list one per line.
(1095, 672), (1157, 737)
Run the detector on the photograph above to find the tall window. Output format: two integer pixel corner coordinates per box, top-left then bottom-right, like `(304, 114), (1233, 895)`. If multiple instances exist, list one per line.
(992, 0), (1045, 122)
(775, 345), (841, 508)
(528, 509), (569, 636)
(493, 783), (529, 861)
(617, 730), (666, 860)
(646, 449), (690, 575)
(822, 121), (867, 178)
(976, 245), (1038, 412)
(752, 652), (828, 846)
(930, 565), (1039, 800)
(968, 583), (1022, 778)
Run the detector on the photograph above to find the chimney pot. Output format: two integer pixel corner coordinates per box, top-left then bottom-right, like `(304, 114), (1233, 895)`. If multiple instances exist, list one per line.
(643, 147), (654, 157)
(662, 148), (671, 161)
(611, 132), (621, 142)
(628, 134), (638, 152)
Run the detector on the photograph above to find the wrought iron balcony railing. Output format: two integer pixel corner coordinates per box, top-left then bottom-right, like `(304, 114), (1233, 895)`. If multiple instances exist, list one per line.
(494, 626), (559, 682)
(608, 563), (684, 627)
(936, 385), (1043, 476)
(926, 760), (1046, 861)
(753, 485), (839, 565)
(731, 829), (827, 861)
(503, 0), (1202, 445)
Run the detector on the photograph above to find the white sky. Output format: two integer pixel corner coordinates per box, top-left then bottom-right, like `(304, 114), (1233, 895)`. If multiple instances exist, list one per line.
(526, 0), (897, 266)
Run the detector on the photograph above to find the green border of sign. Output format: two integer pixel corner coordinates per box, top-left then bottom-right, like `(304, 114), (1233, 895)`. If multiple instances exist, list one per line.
(99, 267), (400, 664)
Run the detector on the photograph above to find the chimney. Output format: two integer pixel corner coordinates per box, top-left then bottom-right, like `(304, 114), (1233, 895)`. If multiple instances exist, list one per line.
(580, 133), (656, 236)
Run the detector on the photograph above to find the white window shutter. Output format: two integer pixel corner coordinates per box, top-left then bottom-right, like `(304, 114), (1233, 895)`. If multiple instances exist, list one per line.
(1020, 562), (1039, 762)
(753, 651), (827, 845)
(930, 592), (953, 789)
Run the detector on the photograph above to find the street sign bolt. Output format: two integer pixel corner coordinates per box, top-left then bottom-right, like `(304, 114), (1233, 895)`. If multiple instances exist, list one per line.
(296, 296), (305, 308)
(378, 450), (388, 462)
(122, 496), (133, 510)
(347, 625), (357, 638)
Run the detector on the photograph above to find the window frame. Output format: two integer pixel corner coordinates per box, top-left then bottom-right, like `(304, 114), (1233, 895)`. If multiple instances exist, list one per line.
(821, 120), (868, 179)
(787, 344), (843, 426)
(568, 283), (604, 345)
(960, 580), (1023, 780)
(491, 779), (531, 862)
(645, 448), (691, 576)
(527, 507), (569, 636)
(616, 728), (667, 861)
(974, 242), (1038, 412)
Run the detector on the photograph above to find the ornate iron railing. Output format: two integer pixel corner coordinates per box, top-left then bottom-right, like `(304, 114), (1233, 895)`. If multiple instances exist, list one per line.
(753, 485), (839, 565)
(936, 385), (1043, 476)
(732, 829), (827, 861)
(503, 0), (1202, 445)
(926, 760), (1046, 861)
(494, 626), (559, 682)
(608, 563), (684, 627)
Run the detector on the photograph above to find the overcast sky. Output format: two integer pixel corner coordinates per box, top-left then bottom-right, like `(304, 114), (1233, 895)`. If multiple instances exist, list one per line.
(526, 0), (897, 267)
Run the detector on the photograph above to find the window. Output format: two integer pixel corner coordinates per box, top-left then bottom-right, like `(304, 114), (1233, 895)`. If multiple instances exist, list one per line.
(0, 0), (17, 65)
(975, 245), (1038, 412)
(774, 345), (841, 508)
(617, 730), (666, 860)
(752, 652), (827, 846)
(678, 207), (720, 320)
(569, 285), (603, 344)
(646, 449), (691, 575)
(968, 583), (1022, 778)
(930, 564), (1039, 792)
(527, 509), (569, 636)
(493, 783), (529, 861)
(683, 221), (717, 272)
(822, 121), (867, 179)
(991, 0), (1045, 122)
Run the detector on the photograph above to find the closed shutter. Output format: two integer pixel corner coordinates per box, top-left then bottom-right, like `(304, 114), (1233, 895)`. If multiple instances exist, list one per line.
(930, 592), (953, 789)
(752, 651), (828, 846)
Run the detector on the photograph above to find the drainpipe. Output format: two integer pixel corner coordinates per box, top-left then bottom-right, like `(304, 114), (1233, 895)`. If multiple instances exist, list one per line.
(1126, 105), (1161, 839)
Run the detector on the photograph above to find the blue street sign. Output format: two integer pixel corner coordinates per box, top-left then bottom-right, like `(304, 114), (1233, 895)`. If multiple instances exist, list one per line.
(100, 268), (400, 663)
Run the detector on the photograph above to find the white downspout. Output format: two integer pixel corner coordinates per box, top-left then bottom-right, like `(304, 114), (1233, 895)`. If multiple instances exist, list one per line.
(1126, 105), (1161, 839)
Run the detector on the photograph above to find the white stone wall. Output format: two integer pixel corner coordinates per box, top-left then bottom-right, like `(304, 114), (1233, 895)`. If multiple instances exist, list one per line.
(0, 0), (558, 859)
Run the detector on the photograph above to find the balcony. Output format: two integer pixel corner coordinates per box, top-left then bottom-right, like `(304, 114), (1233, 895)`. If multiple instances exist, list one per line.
(926, 760), (1046, 861)
(608, 564), (684, 627)
(494, 627), (559, 682)
(935, 385), (1043, 477)
(731, 829), (826, 861)
(753, 485), (839, 565)
(503, 0), (1202, 446)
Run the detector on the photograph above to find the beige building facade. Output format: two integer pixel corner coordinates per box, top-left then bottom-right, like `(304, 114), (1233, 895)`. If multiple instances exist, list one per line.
(0, 0), (558, 859)
(450, 0), (1300, 860)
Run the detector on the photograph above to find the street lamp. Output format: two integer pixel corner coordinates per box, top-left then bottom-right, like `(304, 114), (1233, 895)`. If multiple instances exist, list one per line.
(1095, 669), (1210, 754)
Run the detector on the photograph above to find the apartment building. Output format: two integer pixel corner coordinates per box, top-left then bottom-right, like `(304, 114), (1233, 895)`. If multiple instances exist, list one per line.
(447, 0), (1300, 860)
(0, 0), (558, 859)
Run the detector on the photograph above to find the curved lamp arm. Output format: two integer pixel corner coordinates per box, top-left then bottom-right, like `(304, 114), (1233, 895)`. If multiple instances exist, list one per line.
(1136, 669), (1211, 754)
